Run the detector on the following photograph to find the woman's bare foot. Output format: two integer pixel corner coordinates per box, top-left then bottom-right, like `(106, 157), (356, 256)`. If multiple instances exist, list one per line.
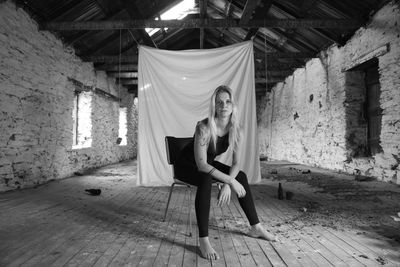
(199, 237), (219, 260)
(248, 223), (278, 242)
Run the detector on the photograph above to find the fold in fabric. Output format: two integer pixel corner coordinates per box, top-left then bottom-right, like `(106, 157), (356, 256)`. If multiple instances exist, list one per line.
(137, 41), (261, 186)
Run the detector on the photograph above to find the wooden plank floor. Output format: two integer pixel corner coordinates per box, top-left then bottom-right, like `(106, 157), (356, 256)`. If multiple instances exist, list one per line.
(0, 160), (399, 267)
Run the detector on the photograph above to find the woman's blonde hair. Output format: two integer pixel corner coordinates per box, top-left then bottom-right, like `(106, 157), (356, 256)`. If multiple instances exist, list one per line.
(207, 85), (241, 152)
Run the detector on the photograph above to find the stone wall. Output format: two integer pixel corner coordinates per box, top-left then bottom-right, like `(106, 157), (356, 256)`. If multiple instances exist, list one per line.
(257, 1), (400, 184)
(0, 1), (138, 191)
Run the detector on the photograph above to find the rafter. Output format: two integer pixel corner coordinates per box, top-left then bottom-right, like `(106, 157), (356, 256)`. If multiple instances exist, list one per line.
(107, 72), (138, 78)
(83, 55), (138, 63)
(48, 0), (84, 21)
(115, 77), (284, 85)
(93, 0), (118, 16)
(81, 31), (121, 56)
(298, 0), (319, 17)
(41, 18), (361, 31)
(158, 29), (198, 49)
(244, 0), (273, 40)
(256, 61), (301, 69)
(272, 2), (344, 44)
(156, 29), (192, 48)
(83, 51), (314, 63)
(94, 64), (137, 71)
(50, 0), (97, 22)
(271, 28), (318, 52)
(254, 51), (314, 58)
(240, 0), (260, 24)
(255, 78), (284, 84)
(199, 0), (207, 49)
(116, 0), (156, 47)
(65, 10), (126, 45)
(116, 79), (138, 85)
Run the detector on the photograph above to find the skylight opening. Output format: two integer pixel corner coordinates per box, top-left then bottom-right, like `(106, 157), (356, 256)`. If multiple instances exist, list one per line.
(146, 0), (195, 36)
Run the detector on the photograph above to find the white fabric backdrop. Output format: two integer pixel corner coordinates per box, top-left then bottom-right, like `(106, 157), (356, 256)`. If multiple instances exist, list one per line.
(137, 41), (261, 186)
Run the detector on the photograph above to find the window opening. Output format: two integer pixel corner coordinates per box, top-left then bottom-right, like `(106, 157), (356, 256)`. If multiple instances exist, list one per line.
(72, 91), (92, 149)
(118, 107), (128, 146)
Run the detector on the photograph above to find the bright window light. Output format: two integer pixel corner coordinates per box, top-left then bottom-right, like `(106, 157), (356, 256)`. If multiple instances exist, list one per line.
(146, 0), (195, 36)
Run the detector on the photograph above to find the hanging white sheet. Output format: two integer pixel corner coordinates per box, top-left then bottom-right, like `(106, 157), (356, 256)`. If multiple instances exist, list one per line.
(137, 41), (261, 186)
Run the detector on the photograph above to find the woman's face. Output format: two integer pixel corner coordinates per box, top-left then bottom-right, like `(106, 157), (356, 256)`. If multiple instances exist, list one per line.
(215, 91), (233, 118)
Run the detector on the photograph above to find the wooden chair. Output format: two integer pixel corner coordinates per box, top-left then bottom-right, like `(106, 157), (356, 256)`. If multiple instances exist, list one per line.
(162, 136), (195, 236)
(163, 136), (224, 237)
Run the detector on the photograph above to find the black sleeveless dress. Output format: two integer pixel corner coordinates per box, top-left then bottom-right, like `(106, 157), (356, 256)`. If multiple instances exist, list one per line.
(175, 119), (229, 183)
(174, 120), (260, 234)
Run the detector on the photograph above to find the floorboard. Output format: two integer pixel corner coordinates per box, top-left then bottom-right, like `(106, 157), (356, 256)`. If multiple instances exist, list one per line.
(1, 160), (399, 267)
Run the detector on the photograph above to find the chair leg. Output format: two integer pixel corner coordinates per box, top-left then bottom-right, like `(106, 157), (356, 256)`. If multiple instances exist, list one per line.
(188, 185), (193, 237)
(163, 183), (176, 222)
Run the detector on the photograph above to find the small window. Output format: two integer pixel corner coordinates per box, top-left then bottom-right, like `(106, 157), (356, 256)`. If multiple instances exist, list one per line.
(72, 91), (92, 148)
(118, 107), (128, 146)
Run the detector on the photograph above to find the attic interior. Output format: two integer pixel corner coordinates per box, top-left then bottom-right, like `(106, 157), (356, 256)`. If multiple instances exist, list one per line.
(1, 0), (400, 266)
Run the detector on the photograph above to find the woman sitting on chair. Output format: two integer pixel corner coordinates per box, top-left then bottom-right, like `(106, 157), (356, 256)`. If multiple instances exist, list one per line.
(175, 85), (277, 260)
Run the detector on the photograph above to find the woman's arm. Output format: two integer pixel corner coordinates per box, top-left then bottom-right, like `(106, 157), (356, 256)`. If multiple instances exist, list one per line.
(194, 121), (234, 185)
(229, 128), (244, 179)
(194, 122), (246, 198)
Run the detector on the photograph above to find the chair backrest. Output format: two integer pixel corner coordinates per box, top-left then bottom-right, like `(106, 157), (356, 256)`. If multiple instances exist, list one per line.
(165, 136), (193, 165)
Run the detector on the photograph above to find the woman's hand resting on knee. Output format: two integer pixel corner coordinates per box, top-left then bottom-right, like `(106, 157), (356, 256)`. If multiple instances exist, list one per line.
(218, 184), (231, 206)
(230, 179), (246, 198)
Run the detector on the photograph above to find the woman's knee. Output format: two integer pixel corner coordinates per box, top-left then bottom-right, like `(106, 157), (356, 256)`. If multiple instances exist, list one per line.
(236, 171), (248, 184)
(197, 172), (213, 187)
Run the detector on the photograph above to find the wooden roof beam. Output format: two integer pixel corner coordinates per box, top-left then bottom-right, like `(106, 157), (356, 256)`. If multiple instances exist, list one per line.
(81, 31), (121, 56)
(93, 0), (118, 17)
(255, 78), (284, 84)
(107, 72), (138, 78)
(84, 51), (313, 63)
(263, 70), (293, 76)
(94, 64), (137, 71)
(49, 0), (97, 22)
(83, 55), (138, 63)
(273, 2), (344, 44)
(298, 0), (319, 18)
(116, 77), (283, 85)
(199, 0), (207, 49)
(41, 18), (362, 31)
(65, 9), (126, 45)
(156, 29), (190, 48)
(254, 51), (314, 58)
(116, 79), (138, 85)
(244, 0), (273, 40)
(240, 0), (261, 24)
(116, 0), (156, 47)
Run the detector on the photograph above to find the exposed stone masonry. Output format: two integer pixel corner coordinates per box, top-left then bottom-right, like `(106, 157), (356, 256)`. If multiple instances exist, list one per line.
(0, 1), (137, 191)
(257, 1), (400, 184)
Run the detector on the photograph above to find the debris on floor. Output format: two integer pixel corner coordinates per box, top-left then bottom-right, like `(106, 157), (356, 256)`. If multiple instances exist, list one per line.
(85, 188), (102, 196)
(355, 175), (376, 182)
(260, 161), (400, 243)
(390, 213), (400, 222)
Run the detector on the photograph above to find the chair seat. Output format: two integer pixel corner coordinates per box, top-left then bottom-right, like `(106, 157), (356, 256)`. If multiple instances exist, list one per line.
(172, 179), (192, 186)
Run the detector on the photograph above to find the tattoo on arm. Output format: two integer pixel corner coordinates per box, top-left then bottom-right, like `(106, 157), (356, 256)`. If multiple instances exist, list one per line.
(196, 123), (209, 147)
(200, 137), (208, 146)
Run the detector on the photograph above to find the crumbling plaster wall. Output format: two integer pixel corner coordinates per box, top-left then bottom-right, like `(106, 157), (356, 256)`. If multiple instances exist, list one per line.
(0, 1), (138, 191)
(258, 1), (400, 184)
